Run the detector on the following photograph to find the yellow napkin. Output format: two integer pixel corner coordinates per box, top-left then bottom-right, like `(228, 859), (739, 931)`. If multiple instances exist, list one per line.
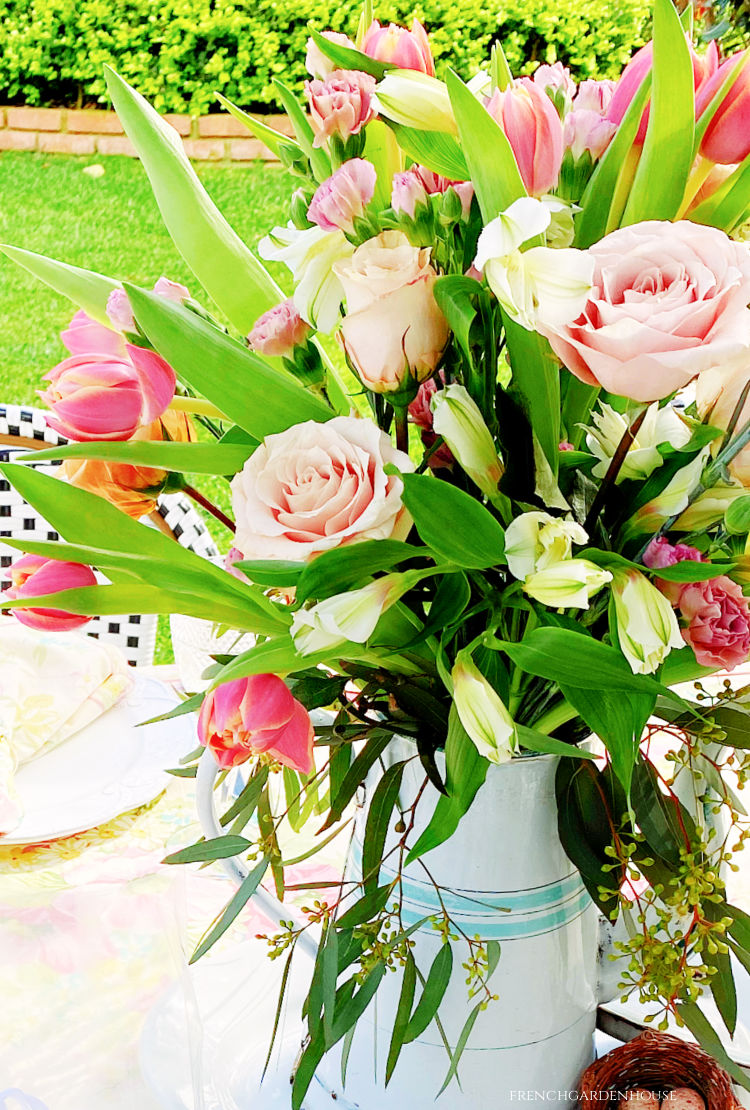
(0, 618), (133, 835)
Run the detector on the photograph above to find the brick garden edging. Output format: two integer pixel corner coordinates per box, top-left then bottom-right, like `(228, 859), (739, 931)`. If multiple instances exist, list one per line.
(0, 106), (291, 163)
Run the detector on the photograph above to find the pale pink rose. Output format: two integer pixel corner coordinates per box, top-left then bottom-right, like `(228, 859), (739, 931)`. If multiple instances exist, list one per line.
(362, 19), (435, 77)
(563, 109), (616, 161)
(231, 414), (413, 561)
(485, 80), (564, 196)
(333, 230), (449, 393)
(307, 159), (377, 234)
(198, 675), (314, 774)
(7, 554), (97, 632)
(61, 309), (124, 356)
(677, 575), (750, 670)
(408, 375), (454, 468)
(574, 79), (617, 115)
(248, 299), (311, 357)
(306, 70), (377, 147)
(391, 165), (473, 219)
(305, 31), (356, 79)
(539, 220), (750, 403)
(533, 62), (575, 103)
(106, 277), (190, 333)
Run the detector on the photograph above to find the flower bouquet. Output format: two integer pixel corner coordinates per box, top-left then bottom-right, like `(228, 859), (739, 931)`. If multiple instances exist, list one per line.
(6, 0), (750, 1102)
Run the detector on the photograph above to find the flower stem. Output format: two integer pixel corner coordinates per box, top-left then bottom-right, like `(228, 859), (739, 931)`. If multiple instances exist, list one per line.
(169, 396), (227, 419)
(584, 406), (647, 536)
(183, 483), (236, 534)
(394, 405), (409, 455)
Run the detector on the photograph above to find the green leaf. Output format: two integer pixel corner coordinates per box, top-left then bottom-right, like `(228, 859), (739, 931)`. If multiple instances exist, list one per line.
(163, 834), (252, 864)
(726, 495), (750, 535)
(555, 760), (625, 917)
(209, 638), (311, 687)
(0, 245), (118, 326)
(105, 66), (281, 333)
(190, 857), (269, 963)
(504, 315), (561, 474)
(676, 1001), (750, 1092)
(215, 92), (297, 158)
(446, 69), (526, 221)
(219, 766), (270, 828)
(706, 702), (750, 751)
(272, 79), (332, 183)
(560, 684), (654, 794)
(398, 472), (505, 569)
(436, 1001), (482, 1096)
(707, 941), (738, 1037)
(648, 560), (736, 582)
(291, 1027), (326, 1110)
(335, 885), (393, 930)
(361, 760), (406, 891)
(386, 954), (417, 1084)
(388, 124), (469, 179)
(322, 926), (340, 1046)
(727, 902), (750, 951)
(404, 944), (453, 1042)
(364, 120), (403, 210)
(233, 560), (305, 587)
(689, 150), (750, 232)
(307, 26), (394, 79)
(631, 759), (696, 867)
(323, 730), (393, 830)
(407, 706), (489, 863)
(127, 286), (332, 437)
(26, 439), (255, 475)
(433, 276), (482, 368)
(330, 962), (387, 1042)
(296, 539), (425, 604)
(622, 0), (695, 224)
(516, 725), (596, 761)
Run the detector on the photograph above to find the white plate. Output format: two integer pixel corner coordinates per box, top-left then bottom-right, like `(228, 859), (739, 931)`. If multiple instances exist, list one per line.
(1, 674), (197, 845)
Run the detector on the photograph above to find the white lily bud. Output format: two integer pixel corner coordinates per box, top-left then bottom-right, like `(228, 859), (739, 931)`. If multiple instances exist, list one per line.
(628, 448), (710, 534)
(258, 223), (353, 334)
(586, 403), (691, 483)
(505, 510), (588, 581)
(291, 574), (410, 655)
(431, 384), (503, 497)
(523, 558), (612, 609)
(451, 657), (516, 764)
(375, 71), (457, 135)
(611, 569), (683, 675)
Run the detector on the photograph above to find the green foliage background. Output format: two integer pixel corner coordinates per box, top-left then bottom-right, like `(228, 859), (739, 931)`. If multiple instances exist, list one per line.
(0, 0), (650, 115)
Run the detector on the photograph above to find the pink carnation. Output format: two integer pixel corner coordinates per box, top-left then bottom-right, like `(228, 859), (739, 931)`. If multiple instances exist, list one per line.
(678, 575), (750, 671)
(248, 299), (311, 357)
(391, 165), (473, 219)
(307, 159), (377, 234)
(573, 79), (617, 115)
(306, 70), (377, 148)
(643, 536), (704, 570)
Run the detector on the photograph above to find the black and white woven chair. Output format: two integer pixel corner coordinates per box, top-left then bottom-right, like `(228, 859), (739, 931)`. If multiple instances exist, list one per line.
(0, 404), (219, 666)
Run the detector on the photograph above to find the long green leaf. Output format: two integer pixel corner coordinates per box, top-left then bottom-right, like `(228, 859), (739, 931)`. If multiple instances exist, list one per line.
(126, 286), (332, 437)
(516, 725), (596, 760)
(272, 79), (331, 183)
(677, 1001), (750, 1091)
(361, 760), (406, 890)
(388, 124), (469, 179)
(335, 885), (393, 930)
(504, 316), (561, 474)
(323, 730), (393, 830)
(307, 26), (394, 79)
(436, 1001), (482, 1096)
(163, 835), (252, 864)
(622, 0), (695, 223)
(386, 953), (417, 1083)
(296, 539), (424, 604)
(26, 439), (255, 475)
(404, 943), (453, 1041)
(190, 858), (269, 963)
(105, 66), (281, 333)
(215, 92), (299, 158)
(0, 246), (119, 327)
(398, 472), (505, 569)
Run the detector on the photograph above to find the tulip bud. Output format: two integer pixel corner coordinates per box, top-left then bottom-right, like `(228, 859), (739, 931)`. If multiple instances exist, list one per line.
(696, 52), (750, 165)
(306, 69), (377, 149)
(505, 511), (588, 581)
(198, 675), (314, 774)
(532, 61), (575, 117)
(391, 165), (473, 220)
(485, 80), (564, 196)
(451, 657), (516, 764)
(574, 79), (617, 115)
(523, 558), (612, 609)
(586, 403), (691, 483)
(7, 555), (97, 631)
(248, 298), (311, 357)
(363, 19), (435, 77)
(62, 308), (125, 356)
(430, 384), (503, 497)
(291, 573), (413, 655)
(375, 71), (457, 135)
(610, 569), (683, 674)
(307, 158), (377, 235)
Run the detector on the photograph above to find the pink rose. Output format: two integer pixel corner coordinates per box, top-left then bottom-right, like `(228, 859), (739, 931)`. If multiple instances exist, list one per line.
(39, 344), (176, 441)
(307, 159), (377, 234)
(677, 575), (750, 670)
(198, 675), (314, 774)
(563, 109), (617, 161)
(107, 277), (190, 333)
(306, 70), (377, 148)
(574, 79), (617, 115)
(248, 299), (311, 357)
(391, 165), (473, 219)
(539, 220), (750, 402)
(61, 309), (124, 357)
(333, 230), (449, 394)
(485, 80), (564, 196)
(7, 555), (97, 632)
(696, 356), (750, 484)
(362, 19), (435, 77)
(231, 414), (413, 561)
(305, 31), (356, 79)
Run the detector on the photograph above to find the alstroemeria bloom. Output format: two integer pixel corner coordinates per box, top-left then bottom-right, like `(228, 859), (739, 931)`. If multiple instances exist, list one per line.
(307, 159), (377, 234)
(374, 71), (456, 134)
(363, 19), (435, 76)
(61, 309), (124, 356)
(198, 675), (314, 775)
(532, 62), (575, 111)
(306, 69), (377, 147)
(452, 657), (516, 764)
(7, 555), (97, 632)
(611, 569), (683, 675)
(523, 559), (611, 609)
(505, 510), (588, 581)
(473, 197), (594, 331)
(431, 384), (503, 497)
(39, 344), (176, 442)
(258, 223), (354, 333)
(586, 403), (691, 482)
(630, 449), (710, 534)
(291, 573), (414, 655)
(485, 80), (564, 196)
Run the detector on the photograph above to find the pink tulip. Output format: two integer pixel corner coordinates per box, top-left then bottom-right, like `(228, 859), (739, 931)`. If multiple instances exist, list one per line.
(362, 19), (435, 77)
(198, 675), (314, 774)
(564, 109), (617, 161)
(306, 69), (377, 148)
(574, 79), (617, 115)
(696, 52), (750, 165)
(249, 299), (311, 357)
(391, 165), (473, 219)
(61, 309), (125, 357)
(106, 277), (191, 334)
(7, 554), (97, 632)
(485, 80), (564, 196)
(607, 39), (718, 144)
(40, 344), (176, 442)
(307, 158), (377, 234)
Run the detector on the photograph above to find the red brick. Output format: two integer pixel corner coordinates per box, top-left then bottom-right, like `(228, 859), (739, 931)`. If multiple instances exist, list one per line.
(67, 109), (124, 135)
(163, 113), (193, 137)
(0, 108), (5, 128)
(96, 135), (138, 157)
(182, 138), (226, 161)
(0, 129), (37, 151)
(198, 113), (252, 138)
(229, 138), (277, 162)
(39, 132), (97, 155)
(265, 114), (295, 137)
(6, 106), (62, 131)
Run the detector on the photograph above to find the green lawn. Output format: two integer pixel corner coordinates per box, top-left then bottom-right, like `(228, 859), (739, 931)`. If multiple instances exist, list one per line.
(0, 151), (294, 659)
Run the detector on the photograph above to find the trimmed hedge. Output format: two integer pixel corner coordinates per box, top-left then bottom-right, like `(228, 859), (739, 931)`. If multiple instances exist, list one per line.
(0, 0), (650, 115)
